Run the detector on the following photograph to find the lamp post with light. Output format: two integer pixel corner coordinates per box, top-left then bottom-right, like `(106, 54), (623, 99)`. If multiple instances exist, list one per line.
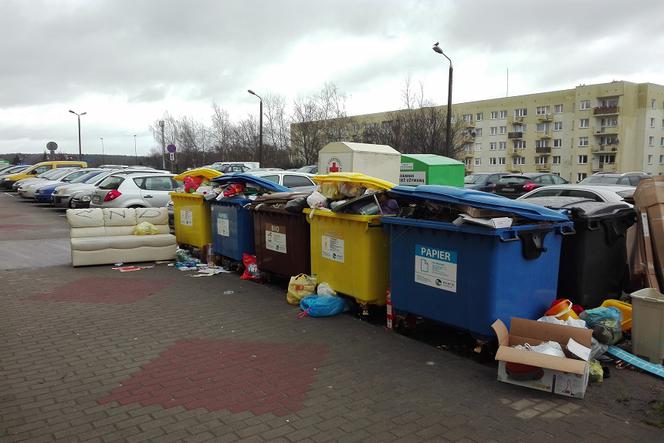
(99, 137), (105, 163)
(69, 109), (87, 160)
(247, 89), (263, 166)
(432, 43), (453, 155)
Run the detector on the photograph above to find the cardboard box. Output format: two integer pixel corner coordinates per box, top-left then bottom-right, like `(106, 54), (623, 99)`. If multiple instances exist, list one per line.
(492, 318), (592, 398)
(635, 177), (664, 289)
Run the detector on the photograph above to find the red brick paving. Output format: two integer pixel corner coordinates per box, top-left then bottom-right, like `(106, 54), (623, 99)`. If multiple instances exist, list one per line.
(32, 276), (174, 304)
(98, 339), (328, 416)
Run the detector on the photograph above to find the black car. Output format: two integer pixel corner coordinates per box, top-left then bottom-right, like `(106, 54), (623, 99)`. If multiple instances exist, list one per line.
(463, 173), (508, 192)
(494, 173), (568, 199)
(579, 172), (649, 187)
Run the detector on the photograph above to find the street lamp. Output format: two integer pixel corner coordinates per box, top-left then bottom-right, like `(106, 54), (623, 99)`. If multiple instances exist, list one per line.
(99, 137), (105, 163)
(158, 120), (166, 170)
(247, 89), (263, 166)
(133, 135), (138, 164)
(432, 42), (453, 155)
(68, 109), (87, 161)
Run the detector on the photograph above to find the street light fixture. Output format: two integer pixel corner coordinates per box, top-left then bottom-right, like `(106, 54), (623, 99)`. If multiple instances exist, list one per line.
(432, 42), (453, 155)
(247, 89), (263, 166)
(69, 109), (87, 161)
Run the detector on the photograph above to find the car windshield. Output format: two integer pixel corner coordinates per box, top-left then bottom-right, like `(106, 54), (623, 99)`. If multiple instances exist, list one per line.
(70, 170), (103, 184)
(61, 170), (91, 182)
(581, 175), (621, 185)
(2, 165), (28, 174)
(498, 176), (528, 185)
(464, 174), (487, 184)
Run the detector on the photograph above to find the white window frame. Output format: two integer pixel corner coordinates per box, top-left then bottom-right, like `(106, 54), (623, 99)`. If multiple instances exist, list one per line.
(499, 110), (507, 119)
(490, 127), (498, 135)
(498, 157), (506, 165)
(475, 128), (483, 137)
(499, 126), (507, 134)
(553, 139), (562, 148)
(474, 157), (482, 166)
(514, 108), (527, 117)
(649, 136), (655, 147)
(577, 172), (587, 182)
(554, 104), (563, 113)
(553, 121), (563, 131)
(475, 143), (482, 152)
(553, 156), (561, 164)
(577, 155), (588, 164)
(498, 141), (507, 150)
(579, 137), (589, 147)
(476, 112), (483, 121)
(536, 106), (550, 115)
(513, 156), (525, 165)
(580, 100), (590, 110)
(489, 142), (497, 150)
(490, 111), (498, 120)
(579, 118), (589, 128)
(489, 157), (497, 165)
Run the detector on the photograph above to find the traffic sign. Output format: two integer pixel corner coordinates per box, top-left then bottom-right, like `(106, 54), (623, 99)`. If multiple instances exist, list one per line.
(167, 144), (177, 153)
(46, 141), (58, 151)
(169, 152), (175, 161)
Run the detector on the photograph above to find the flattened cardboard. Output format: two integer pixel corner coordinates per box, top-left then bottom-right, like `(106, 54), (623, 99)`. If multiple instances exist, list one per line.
(635, 177), (664, 290)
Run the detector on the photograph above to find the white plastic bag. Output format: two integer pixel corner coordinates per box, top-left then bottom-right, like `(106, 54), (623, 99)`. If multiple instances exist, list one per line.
(317, 282), (337, 297)
(306, 191), (328, 209)
(538, 315), (587, 329)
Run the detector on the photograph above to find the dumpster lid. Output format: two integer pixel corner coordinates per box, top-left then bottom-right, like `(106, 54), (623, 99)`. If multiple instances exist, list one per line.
(523, 197), (634, 218)
(311, 172), (395, 191)
(211, 173), (290, 192)
(388, 185), (569, 222)
(174, 167), (222, 181)
(401, 154), (464, 167)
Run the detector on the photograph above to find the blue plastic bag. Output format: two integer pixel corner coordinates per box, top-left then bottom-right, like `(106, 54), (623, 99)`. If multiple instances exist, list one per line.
(299, 295), (346, 318)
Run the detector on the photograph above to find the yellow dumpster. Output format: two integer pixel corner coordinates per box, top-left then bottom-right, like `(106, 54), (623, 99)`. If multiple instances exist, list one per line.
(304, 173), (395, 307)
(170, 168), (222, 249)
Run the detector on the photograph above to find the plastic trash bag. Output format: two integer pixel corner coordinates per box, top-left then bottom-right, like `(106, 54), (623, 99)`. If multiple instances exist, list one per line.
(538, 315), (587, 329)
(299, 294), (346, 318)
(306, 191), (328, 209)
(514, 341), (566, 358)
(240, 253), (261, 281)
(287, 273), (317, 305)
(133, 221), (159, 235)
(339, 182), (366, 198)
(184, 176), (203, 193)
(319, 182), (343, 200)
(589, 359), (604, 383)
(317, 282), (337, 297)
(579, 307), (623, 345)
(285, 196), (308, 213)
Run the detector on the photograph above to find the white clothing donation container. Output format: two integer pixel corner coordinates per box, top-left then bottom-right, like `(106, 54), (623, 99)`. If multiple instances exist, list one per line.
(317, 142), (401, 184)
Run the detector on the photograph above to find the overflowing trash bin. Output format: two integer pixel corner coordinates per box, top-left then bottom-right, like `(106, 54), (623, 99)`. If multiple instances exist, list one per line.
(210, 174), (289, 261)
(251, 192), (312, 278)
(303, 173), (396, 307)
(525, 197), (636, 307)
(381, 185), (573, 338)
(170, 168), (222, 250)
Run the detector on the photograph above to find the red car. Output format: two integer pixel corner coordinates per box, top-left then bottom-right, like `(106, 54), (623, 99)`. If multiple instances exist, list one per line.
(493, 173), (568, 199)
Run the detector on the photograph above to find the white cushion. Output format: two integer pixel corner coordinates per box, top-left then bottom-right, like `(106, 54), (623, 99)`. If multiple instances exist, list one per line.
(103, 208), (137, 226)
(71, 226), (107, 238)
(71, 236), (110, 251)
(107, 234), (176, 249)
(135, 207), (168, 225)
(67, 209), (104, 228)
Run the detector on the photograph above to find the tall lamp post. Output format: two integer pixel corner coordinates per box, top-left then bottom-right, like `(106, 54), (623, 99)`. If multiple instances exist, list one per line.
(247, 89), (263, 166)
(99, 137), (105, 163)
(69, 109), (87, 160)
(133, 134), (138, 164)
(432, 42), (453, 155)
(158, 120), (166, 170)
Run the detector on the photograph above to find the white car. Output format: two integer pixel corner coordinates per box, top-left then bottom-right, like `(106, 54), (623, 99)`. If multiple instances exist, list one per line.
(245, 170), (317, 192)
(90, 172), (178, 208)
(17, 168), (87, 198)
(10, 168), (71, 191)
(53, 168), (168, 208)
(518, 184), (635, 203)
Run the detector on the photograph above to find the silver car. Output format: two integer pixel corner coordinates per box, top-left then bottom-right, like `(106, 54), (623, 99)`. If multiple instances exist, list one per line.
(246, 170), (317, 192)
(90, 172), (177, 208)
(53, 169), (168, 208)
(17, 168), (83, 198)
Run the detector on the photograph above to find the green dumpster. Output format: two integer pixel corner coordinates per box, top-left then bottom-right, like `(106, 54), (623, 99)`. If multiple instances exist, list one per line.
(399, 154), (465, 187)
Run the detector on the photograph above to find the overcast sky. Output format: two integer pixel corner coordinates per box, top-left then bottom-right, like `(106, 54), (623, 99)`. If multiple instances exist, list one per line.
(1, 0), (663, 156)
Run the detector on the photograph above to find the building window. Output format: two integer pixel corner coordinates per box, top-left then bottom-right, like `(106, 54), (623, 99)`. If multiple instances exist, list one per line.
(474, 158), (482, 166)
(489, 142), (497, 150)
(514, 140), (526, 149)
(554, 104), (564, 113)
(475, 143), (482, 151)
(579, 118), (589, 128)
(536, 106), (550, 115)
(476, 112), (483, 121)
(648, 155), (653, 165)
(490, 127), (498, 135)
(578, 155), (588, 164)
(553, 121), (563, 131)
(536, 123), (547, 132)
(475, 128), (482, 137)
(660, 155), (664, 164)
(651, 117), (656, 128)
(579, 136), (588, 146)
(649, 136), (655, 147)
(499, 110), (507, 119)
(661, 119), (664, 128)
(601, 117), (618, 127)
(489, 157), (497, 165)
(535, 156), (549, 164)
(553, 156), (561, 164)
(490, 111), (498, 119)
(652, 99), (656, 109)
(580, 100), (590, 110)
(463, 114), (473, 123)
(577, 172), (587, 182)
(535, 139), (550, 148)
(499, 141), (507, 150)
(499, 126), (507, 134)
(660, 137), (664, 146)
(513, 156), (525, 165)
(553, 139), (562, 148)
(600, 154), (616, 164)
(498, 157), (506, 165)
(514, 108), (527, 117)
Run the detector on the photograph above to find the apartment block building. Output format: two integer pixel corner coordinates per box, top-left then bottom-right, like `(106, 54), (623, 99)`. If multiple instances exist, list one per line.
(315, 81), (664, 182)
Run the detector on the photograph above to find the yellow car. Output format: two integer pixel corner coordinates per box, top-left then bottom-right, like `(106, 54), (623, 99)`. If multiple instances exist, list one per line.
(0, 161), (87, 189)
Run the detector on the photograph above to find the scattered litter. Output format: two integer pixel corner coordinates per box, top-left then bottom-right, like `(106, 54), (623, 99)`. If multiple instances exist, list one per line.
(223, 290), (235, 295)
(112, 265), (154, 272)
(606, 346), (664, 379)
(114, 262), (124, 266)
(155, 260), (173, 265)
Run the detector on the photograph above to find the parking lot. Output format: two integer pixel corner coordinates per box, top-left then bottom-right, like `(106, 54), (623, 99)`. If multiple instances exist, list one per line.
(1, 192), (663, 442)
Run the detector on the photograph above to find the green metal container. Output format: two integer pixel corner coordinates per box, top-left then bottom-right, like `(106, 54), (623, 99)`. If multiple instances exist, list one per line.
(399, 154), (465, 187)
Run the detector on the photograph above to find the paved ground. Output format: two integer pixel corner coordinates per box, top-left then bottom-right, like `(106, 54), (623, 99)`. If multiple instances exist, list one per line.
(1, 192), (663, 442)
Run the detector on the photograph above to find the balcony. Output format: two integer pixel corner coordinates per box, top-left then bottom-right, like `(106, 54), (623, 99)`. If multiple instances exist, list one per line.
(535, 147), (552, 154)
(464, 120), (475, 128)
(464, 164), (473, 172)
(507, 148), (524, 157)
(592, 163), (617, 173)
(538, 131), (552, 139)
(536, 163), (551, 171)
(509, 116), (525, 124)
(594, 126), (618, 135)
(537, 113), (553, 122)
(463, 151), (475, 159)
(508, 131), (523, 139)
(593, 105), (619, 115)
(591, 144), (619, 154)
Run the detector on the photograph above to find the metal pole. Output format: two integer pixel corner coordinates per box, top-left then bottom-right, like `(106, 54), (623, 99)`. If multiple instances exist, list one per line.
(77, 115), (82, 161)
(446, 64), (453, 155)
(134, 135), (138, 164)
(100, 137), (105, 163)
(259, 99), (263, 166)
(159, 120), (166, 170)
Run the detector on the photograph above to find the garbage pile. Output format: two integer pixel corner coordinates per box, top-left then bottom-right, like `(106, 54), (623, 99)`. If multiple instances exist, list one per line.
(305, 173), (398, 216)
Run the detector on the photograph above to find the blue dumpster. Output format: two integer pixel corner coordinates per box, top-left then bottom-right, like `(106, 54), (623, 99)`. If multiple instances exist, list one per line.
(210, 174), (289, 261)
(382, 185), (573, 338)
